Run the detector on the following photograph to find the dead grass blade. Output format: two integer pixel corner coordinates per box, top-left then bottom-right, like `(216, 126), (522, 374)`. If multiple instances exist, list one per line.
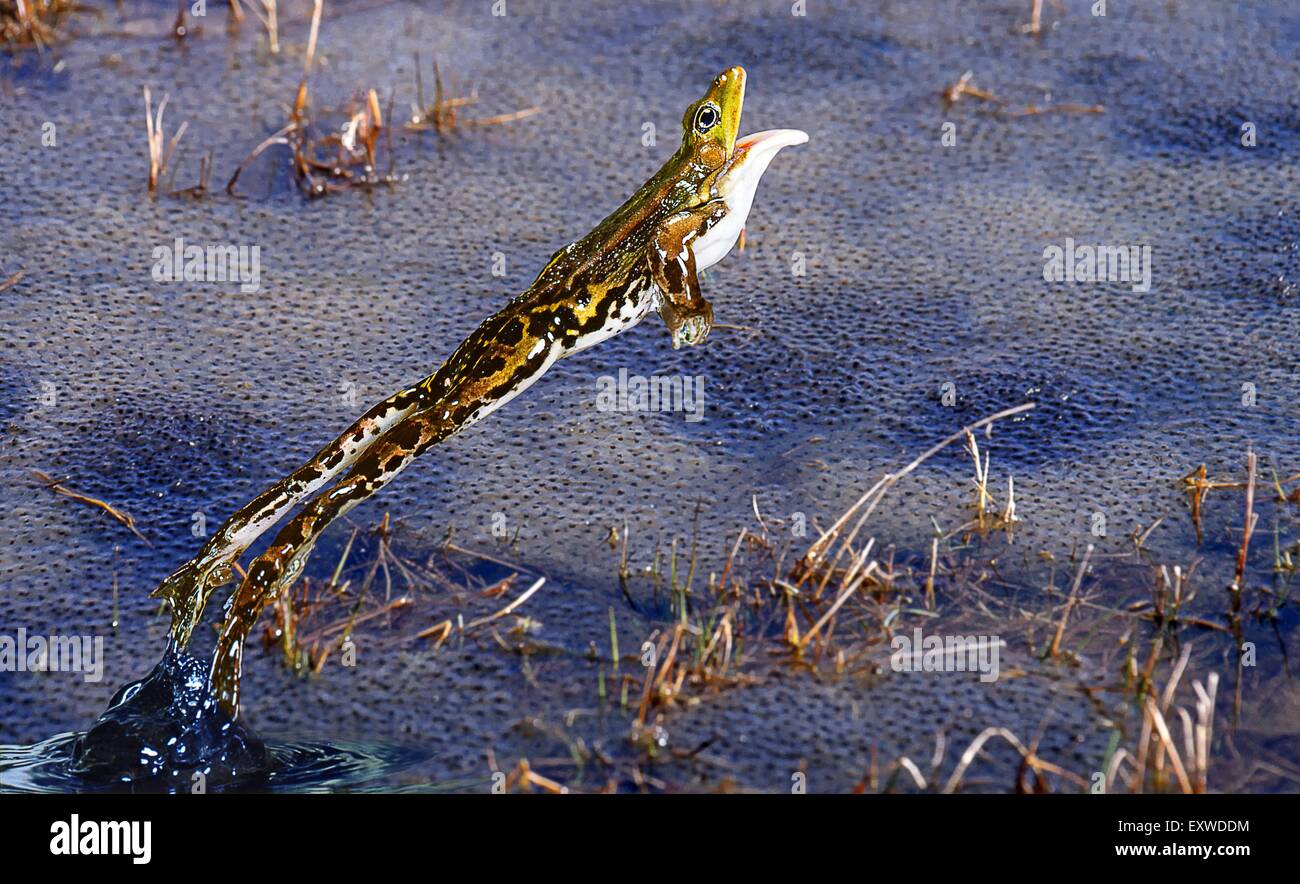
(32, 469), (151, 547)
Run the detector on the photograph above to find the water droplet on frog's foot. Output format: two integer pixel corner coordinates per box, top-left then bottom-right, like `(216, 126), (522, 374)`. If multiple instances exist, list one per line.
(68, 641), (269, 791)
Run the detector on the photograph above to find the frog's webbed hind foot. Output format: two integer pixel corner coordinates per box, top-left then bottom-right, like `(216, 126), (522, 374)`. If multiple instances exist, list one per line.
(150, 557), (237, 649)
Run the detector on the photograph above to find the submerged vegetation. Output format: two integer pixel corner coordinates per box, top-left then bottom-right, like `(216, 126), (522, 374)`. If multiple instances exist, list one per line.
(940, 68), (1104, 118)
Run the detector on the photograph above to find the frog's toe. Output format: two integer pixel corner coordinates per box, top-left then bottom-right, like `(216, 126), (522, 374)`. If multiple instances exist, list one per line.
(150, 561), (195, 602)
(150, 557), (239, 648)
(152, 558), (232, 601)
(673, 314), (712, 349)
(210, 637), (244, 717)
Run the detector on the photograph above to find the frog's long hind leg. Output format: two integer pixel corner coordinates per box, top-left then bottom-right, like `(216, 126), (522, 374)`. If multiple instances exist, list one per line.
(208, 407), (457, 716)
(153, 384), (426, 648)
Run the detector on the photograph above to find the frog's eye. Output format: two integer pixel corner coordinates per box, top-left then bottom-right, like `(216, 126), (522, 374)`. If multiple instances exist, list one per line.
(694, 103), (720, 133)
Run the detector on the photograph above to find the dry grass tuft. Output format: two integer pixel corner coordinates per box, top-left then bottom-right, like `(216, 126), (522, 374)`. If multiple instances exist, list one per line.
(1106, 644), (1220, 794)
(788, 403), (1035, 660)
(0, 0), (80, 49)
(256, 513), (546, 678)
(227, 0), (401, 197)
(941, 69), (1103, 117)
(406, 53), (541, 134)
(142, 86), (213, 198)
(142, 87), (187, 197)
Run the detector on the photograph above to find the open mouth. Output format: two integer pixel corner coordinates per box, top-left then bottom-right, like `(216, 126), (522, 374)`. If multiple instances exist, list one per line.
(736, 128), (810, 154)
(716, 129), (810, 197)
(692, 129), (809, 272)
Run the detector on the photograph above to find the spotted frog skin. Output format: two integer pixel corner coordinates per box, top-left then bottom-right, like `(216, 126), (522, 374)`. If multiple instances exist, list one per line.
(151, 66), (807, 716)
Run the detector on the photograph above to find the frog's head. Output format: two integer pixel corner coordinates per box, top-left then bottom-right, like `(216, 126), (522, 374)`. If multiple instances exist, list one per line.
(680, 66), (746, 176)
(676, 68), (808, 269)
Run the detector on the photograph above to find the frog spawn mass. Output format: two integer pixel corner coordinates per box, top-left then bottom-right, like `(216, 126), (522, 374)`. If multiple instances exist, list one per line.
(2, 0), (1296, 791)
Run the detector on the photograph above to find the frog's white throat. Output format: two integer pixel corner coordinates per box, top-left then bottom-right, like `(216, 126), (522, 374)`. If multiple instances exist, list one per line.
(693, 129), (809, 271)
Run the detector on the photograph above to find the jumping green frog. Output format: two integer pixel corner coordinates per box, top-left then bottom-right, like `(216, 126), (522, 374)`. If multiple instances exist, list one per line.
(151, 65), (808, 716)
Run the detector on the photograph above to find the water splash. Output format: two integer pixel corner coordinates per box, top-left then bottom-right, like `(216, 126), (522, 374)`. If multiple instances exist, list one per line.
(0, 640), (440, 793)
(0, 733), (443, 793)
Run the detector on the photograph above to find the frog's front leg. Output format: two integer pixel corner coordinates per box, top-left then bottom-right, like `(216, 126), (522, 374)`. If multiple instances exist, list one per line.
(648, 200), (728, 349)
